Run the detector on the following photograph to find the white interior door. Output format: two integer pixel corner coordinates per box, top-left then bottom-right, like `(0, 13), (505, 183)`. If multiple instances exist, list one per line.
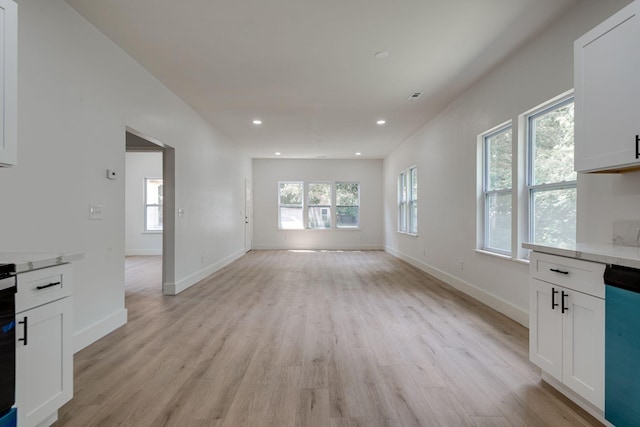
(245, 179), (253, 252)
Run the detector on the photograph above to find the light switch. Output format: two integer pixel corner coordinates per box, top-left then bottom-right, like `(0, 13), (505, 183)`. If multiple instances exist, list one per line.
(178, 208), (184, 217)
(89, 205), (103, 220)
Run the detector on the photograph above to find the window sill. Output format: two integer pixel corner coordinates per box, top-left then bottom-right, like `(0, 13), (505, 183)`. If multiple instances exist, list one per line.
(474, 249), (529, 265)
(277, 227), (362, 231)
(398, 232), (418, 237)
(143, 230), (163, 234)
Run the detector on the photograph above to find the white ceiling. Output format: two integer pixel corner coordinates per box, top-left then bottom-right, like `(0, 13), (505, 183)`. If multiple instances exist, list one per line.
(65, 0), (578, 159)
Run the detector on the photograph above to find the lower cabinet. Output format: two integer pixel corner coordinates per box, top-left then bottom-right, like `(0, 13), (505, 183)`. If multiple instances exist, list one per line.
(529, 253), (605, 412)
(14, 265), (73, 427)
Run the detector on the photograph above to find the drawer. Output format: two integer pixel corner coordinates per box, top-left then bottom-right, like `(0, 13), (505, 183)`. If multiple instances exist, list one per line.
(15, 264), (72, 313)
(530, 252), (605, 298)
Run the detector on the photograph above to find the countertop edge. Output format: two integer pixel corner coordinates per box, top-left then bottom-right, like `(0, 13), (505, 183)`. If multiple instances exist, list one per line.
(0, 252), (85, 274)
(523, 243), (640, 269)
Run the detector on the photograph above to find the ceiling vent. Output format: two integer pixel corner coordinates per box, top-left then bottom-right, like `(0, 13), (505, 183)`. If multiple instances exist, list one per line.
(409, 92), (423, 100)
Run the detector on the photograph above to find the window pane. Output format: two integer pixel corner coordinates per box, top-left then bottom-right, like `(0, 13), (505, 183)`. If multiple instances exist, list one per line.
(308, 183), (331, 206)
(308, 207), (331, 229)
(146, 179), (163, 205)
(486, 193), (511, 252)
(146, 206), (163, 231)
(337, 206), (359, 228)
(279, 182), (303, 205)
(399, 203), (407, 232)
(409, 200), (417, 234)
(337, 183), (359, 228)
(410, 168), (417, 201)
(531, 101), (576, 185)
(336, 183), (359, 206)
(531, 187), (576, 244)
(400, 172), (407, 202)
(485, 128), (512, 191)
(279, 207), (303, 229)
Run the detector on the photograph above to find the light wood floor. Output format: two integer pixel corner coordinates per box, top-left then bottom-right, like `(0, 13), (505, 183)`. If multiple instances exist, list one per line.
(54, 251), (602, 427)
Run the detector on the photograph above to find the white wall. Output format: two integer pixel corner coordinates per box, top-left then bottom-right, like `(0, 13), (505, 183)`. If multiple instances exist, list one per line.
(0, 0), (251, 351)
(125, 152), (163, 256)
(383, 0), (632, 326)
(253, 159), (383, 250)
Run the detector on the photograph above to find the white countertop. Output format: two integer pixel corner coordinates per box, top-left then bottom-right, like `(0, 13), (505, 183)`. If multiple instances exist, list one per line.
(0, 252), (84, 273)
(523, 242), (640, 269)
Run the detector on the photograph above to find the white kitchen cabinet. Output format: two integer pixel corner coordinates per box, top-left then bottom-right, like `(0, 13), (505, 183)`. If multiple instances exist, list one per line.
(0, 0), (17, 167)
(529, 253), (605, 411)
(15, 265), (73, 427)
(574, 1), (640, 172)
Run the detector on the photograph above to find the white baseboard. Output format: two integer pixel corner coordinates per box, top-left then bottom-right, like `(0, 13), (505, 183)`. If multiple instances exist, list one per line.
(163, 249), (246, 295)
(74, 308), (128, 353)
(252, 243), (384, 251)
(385, 246), (528, 327)
(126, 249), (162, 256)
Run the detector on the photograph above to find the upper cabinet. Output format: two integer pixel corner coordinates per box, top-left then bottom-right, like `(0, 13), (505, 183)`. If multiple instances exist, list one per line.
(0, 0), (16, 167)
(574, 1), (640, 173)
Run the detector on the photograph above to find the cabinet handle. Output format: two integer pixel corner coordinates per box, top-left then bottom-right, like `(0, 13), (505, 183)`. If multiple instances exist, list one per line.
(636, 135), (639, 159)
(551, 287), (559, 309)
(561, 291), (568, 314)
(550, 268), (569, 275)
(36, 281), (61, 290)
(18, 316), (27, 346)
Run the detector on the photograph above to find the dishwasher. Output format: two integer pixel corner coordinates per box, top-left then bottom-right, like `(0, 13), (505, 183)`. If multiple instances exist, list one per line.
(604, 264), (640, 427)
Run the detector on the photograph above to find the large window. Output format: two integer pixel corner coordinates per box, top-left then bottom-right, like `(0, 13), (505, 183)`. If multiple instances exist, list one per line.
(145, 178), (163, 232)
(476, 91), (576, 259)
(398, 166), (417, 235)
(279, 181), (304, 229)
(481, 125), (512, 254)
(336, 183), (360, 228)
(527, 96), (576, 245)
(278, 181), (360, 230)
(307, 182), (332, 229)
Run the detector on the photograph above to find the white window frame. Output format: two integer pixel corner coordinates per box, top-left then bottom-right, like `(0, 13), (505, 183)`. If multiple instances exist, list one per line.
(278, 181), (304, 230)
(335, 182), (360, 229)
(525, 93), (576, 246)
(398, 166), (417, 236)
(306, 181), (332, 229)
(480, 123), (513, 256)
(144, 177), (163, 232)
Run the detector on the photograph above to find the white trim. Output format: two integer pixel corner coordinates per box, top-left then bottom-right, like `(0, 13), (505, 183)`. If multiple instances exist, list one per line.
(385, 246), (528, 327)
(74, 308), (128, 353)
(125, 249), (163, 256)
(252, 243), (384, 251)
(163, 249), (246, 295)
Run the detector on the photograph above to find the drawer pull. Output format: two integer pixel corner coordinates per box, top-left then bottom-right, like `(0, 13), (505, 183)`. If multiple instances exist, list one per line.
(36, 281), (61, 290)
(550, 268), (569, 275)
(561, 291), (568, 314)
(18, 317), (27, 346)
(552, 287), (559, 309)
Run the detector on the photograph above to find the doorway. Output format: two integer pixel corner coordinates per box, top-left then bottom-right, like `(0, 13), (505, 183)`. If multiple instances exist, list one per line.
(125, 129), (176, 294)
(245, 179), (253, 252)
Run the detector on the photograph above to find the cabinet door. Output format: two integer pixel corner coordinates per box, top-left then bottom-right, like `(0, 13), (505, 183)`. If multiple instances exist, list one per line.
(562, 290), (604, 411)
(529, 279), (563, 381)
(0, 0), (16, 167)
(15, 297), (73, 427)
(574, 1), (640, 172)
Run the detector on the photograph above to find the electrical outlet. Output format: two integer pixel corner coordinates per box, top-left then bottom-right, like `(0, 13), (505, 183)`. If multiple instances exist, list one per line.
(89, 205), (103, 220)
(459, 260), (464, 270)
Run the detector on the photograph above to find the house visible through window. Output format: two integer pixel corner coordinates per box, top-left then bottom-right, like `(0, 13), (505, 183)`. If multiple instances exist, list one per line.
(307, 182), (332, 229)
(481, 125), (512, 254)
(527, 96), (576, 245)
(145, 178), (163, 231)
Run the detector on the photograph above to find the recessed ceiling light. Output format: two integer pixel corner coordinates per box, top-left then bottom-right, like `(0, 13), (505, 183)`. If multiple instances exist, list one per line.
(377, 120), (386, 125)
(374, 51), (389, 59)
(275, 152), (281, 156)
(253, 119), (262, 125)
(355, 152), (362, 156)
